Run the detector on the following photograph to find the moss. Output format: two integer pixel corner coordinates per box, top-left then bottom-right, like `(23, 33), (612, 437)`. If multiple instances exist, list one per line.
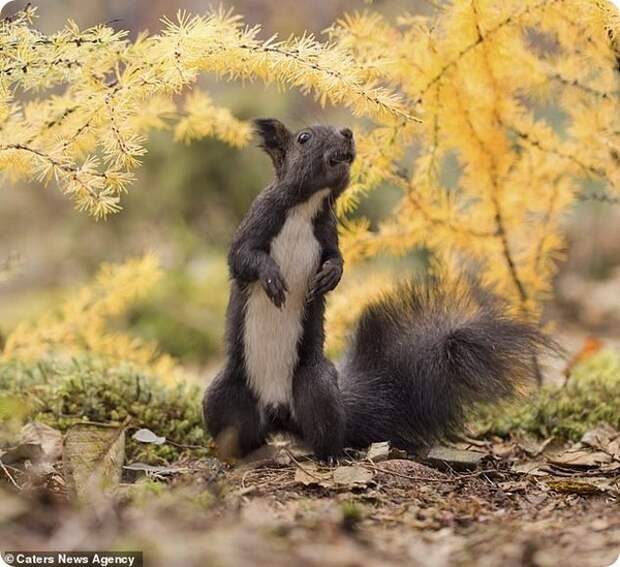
(340, 501), (364, 533)
(475, 349), (620, 440)
(126, 480), (170, 505)
(0, 355), (209, 462)
(193, 490), (214, 510)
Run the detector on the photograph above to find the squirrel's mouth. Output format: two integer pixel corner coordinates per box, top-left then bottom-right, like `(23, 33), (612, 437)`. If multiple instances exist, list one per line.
(328, 151), (355, 167)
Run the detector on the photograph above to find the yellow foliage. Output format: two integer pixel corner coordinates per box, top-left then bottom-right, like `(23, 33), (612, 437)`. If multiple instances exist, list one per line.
(175, 90), (252, 147)
(328, 0), (620, 317)
(0, 6), (412, 219)
(1, 0), (620, 322)
(325, 270), (395, 355)
(2, 255), (183, 385)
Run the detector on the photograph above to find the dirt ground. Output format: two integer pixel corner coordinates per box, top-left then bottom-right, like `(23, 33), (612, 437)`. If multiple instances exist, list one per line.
(2, 435), (619, 567)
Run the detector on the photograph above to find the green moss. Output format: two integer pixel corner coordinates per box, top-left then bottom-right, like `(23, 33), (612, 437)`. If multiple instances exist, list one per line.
(125, 480), (170, 505)
(0, 355), (209, 462)
(0, 394), (30, 444)
(340, 501), (364, 532)
(192, 490), (214, 510)
(475, 349), (620, 440)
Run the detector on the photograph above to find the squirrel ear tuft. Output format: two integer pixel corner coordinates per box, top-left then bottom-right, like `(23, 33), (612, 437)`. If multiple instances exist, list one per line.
(253, 118), (292, 172)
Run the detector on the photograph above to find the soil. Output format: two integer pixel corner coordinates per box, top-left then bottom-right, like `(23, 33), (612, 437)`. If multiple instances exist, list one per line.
(1, 440), (619, 567)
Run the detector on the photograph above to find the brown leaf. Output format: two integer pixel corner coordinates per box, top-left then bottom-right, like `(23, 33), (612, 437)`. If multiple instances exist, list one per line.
(491, 441), (518, 459)
(293, 463), (330, 487)
(581, 423), (620, 458)
(547, 449), (612, 468)
(498, 480), (529, 492)
(607, 440), (620, 460)
(63, 423), (125, 501)
(545, 478), (614, 494)
(425, 446), (487, 470)
(332, 465), (374, 487)
(21, 422), (63, 461)
(514, 434), (559, 457)
(0, 422), (63, 474)
(511, 460), (550, 476)
(0, 442), (43, 465)
(366, 441), (391, 462)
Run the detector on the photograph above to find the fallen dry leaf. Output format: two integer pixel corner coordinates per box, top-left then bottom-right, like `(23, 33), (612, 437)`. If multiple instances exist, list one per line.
(491, 441), (518, 459)
(332, 465), (374, 487)
(367, 442), (391, 462)
(511, 460), (550, 476)
(63, 423), (125, 501)
(581, 424), (620, 461)
(425, 446), (487, 469)
(547, 449), (613, 468)
(0, 442), (43, 465)
(20, 422), (63, 462)
(0, 422), (63, 468)
(545, 477), (614, 495)
(293, 463), (331, 487)
(498, 480), (529, 493)
(513, 434), (560, 458)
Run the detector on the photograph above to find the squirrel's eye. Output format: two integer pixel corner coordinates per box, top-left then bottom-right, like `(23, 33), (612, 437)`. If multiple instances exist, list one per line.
(297, 131), (312, 144)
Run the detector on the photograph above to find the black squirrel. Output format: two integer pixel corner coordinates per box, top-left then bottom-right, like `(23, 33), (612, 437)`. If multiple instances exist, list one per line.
(203, 118), (547, 460)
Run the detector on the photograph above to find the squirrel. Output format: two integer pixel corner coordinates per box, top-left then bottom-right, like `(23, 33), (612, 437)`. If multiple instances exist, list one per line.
(203, 118), (547, 460)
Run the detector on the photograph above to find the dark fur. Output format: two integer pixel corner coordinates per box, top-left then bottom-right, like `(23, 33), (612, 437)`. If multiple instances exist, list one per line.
(204, 119), (352, 460)
(203, 119), (547, 459)
(339, 278), (547, 449)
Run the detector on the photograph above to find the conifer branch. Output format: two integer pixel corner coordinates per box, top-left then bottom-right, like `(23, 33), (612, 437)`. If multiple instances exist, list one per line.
(414, 0), (561, 104)
(577, 191), (620, 205)
(234, 42), (423, 124)
(460, 2), (531, 311)
(1, 143), (106, 182)
(548, 73), (617, 100)
(509, 125), (610, 181)
(394, 174), (498, 239)
(534, 176), (563, 273)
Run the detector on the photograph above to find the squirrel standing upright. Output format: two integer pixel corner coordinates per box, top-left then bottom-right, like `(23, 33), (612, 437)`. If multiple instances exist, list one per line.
(203, 118), (546, 460)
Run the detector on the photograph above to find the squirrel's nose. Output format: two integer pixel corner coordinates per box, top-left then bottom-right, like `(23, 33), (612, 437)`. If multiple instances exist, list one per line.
(340, 128), (353, 140)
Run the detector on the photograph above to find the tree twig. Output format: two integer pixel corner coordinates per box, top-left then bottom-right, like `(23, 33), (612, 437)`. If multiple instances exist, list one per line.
(0, 457), (20, 490)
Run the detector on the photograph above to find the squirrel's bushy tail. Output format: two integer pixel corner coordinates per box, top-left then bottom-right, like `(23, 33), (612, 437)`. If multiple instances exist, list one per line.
(338, 277), (549, 449)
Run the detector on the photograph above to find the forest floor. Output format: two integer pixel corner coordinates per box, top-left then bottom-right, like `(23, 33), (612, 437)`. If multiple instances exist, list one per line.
(1, 321), (619, 566)
(1, 431), (619, 567)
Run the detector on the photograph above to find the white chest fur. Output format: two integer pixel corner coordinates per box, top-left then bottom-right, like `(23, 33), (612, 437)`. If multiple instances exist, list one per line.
(243, 189), (330, 409)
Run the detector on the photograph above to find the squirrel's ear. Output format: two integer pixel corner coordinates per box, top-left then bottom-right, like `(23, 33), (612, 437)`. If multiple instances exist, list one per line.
(253, 118), (292, 172)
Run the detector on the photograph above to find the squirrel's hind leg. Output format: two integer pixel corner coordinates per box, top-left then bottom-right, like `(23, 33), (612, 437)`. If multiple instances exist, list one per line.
(203, 368), (267, 458)
(292, 359), (345, 460)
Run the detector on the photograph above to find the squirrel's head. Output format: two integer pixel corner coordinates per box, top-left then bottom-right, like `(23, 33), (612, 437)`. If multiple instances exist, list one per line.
(254, 118), (355, 198)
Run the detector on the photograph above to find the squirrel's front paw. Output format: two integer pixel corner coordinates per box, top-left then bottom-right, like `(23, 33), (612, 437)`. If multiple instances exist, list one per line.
(308, 259), (343, 300)
(259, 265), (288, 308)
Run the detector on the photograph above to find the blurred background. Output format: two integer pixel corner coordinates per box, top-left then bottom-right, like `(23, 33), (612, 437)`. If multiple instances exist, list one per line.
(2, 0), (620, 373)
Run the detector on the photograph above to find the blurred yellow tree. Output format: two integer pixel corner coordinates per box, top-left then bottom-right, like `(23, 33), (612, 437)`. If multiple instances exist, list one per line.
(2, 254), (184, 384)
(1, 1), (619, 326)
